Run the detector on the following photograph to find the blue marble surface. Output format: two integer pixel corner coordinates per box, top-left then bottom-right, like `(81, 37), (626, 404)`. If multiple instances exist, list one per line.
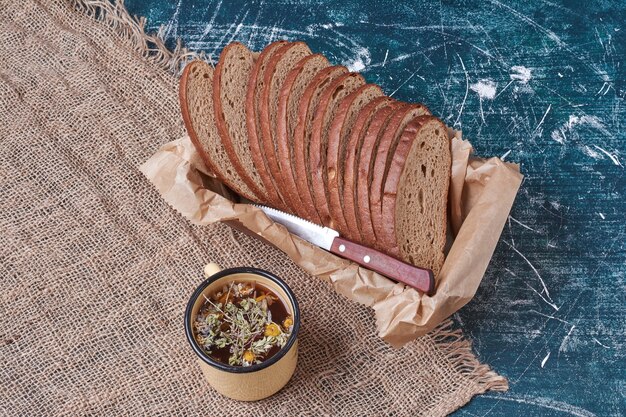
(124, 1), (625, 415)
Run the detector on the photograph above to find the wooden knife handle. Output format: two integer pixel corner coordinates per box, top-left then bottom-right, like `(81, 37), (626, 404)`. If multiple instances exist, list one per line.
(330, 237), (435, 295)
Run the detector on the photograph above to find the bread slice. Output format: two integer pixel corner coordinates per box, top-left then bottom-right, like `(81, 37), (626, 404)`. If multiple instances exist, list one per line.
(326, 84), (383, 235)
(292, 65), (348, 222)
(341, 96), (393, 240)
(213, 42), (266, 202)
(381, 116), (451, 275)
(355, 101), (403, 245)
(245, 40), (289, 209)
(259, 42), (312, 210)
(276, 54), (330, 212)
(308, 72), (365, 226)
(370, 104), (431, 248)
(179, 60), (257, 200)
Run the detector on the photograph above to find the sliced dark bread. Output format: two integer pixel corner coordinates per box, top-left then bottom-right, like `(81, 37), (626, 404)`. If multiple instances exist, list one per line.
(213, 42), (266, 201)
(341, 96), (393, 240)
(292, 65), (348, 222)
(245, 40), (289, 209)
(259, 41), (312, 210)
(381, 116), (451, 275)
(308, 72), (365, 226)
(326, 84), (383, 235)
(179, 60), (257, 200)
(355, 101), (403, 246)
(370, 104), (431, 248)
(276, 54), (330, 212)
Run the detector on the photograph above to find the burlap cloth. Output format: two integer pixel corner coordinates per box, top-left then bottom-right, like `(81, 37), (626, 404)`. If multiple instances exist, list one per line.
(0, 1), (507, 415)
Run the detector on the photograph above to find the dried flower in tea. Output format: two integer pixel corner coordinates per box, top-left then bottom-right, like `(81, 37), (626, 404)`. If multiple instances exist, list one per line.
(194, 281), (293, 367)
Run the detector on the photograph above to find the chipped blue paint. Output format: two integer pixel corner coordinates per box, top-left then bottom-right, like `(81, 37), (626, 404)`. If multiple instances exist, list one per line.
(125, 0), (625, 415)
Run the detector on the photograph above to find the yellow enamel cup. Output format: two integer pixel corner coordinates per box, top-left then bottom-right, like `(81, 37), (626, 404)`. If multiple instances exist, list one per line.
(184, 264), (300, 401)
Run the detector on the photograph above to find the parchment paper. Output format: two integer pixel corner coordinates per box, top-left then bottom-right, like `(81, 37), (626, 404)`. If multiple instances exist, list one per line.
(140, 133), (522, 347)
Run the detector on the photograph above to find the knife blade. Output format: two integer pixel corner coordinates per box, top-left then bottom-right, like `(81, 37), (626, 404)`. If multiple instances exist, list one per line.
(255, 205), (434, 295)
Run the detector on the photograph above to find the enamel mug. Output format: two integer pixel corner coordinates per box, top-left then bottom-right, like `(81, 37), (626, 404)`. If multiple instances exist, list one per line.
(184, 263), (300, 401)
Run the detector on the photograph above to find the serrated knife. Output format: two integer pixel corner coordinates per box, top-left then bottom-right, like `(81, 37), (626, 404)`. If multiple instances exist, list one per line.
(255, 205), (434, 295)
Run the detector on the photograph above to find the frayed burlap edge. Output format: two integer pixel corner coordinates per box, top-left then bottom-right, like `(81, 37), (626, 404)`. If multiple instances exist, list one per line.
(67, 0), (508, 397)
(429, 321), (508, 392)
(69, 0), (202, 73)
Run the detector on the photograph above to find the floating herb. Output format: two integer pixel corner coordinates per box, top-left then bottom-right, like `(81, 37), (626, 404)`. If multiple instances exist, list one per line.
(194, 281), (293, 367)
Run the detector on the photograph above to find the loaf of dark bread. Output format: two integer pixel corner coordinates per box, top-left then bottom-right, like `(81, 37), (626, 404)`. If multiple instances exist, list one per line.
(355, 101), (402, 245)
(292, 65), (348, 222)
(276, 54), (330, 211)
(245, 40), (289, 209)
(179, 60), (257, 200)
(326, 84), (383, 235)
(381, 116), (451, 275)
(369, 104), (431, 248)
(308, 72), (365, 226)
(341, 96), (393, 240)
(213, 42), (266, 201)
(189, 39), (452, 275)
(259, 42), (312, 210)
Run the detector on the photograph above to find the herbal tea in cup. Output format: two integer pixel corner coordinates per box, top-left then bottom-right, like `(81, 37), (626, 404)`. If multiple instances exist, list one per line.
(185, 264), (300, 401)
(193, 281), (294, 367)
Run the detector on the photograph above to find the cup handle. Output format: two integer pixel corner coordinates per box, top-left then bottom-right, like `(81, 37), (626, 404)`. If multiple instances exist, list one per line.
(203, 263), (222, 278)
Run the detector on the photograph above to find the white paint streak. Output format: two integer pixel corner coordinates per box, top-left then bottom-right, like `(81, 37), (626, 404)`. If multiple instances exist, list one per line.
(454, 54), (469, 127)
(550, 114), (621, 166)
(504, 240), (555, 304)
(470, 79), (497, 99)
(530, 310), (571, 324)
(533, 104), (551, 136)
(582, 145), (602, 160)
(200, 0), (224, 40)
(511, 65), (532, 83)
(347, 58), (366, 72)
(495, 79), (514, 98)
(568, 115), (612, 136)
(345, 46), (371, 72)
(592, 337), (612, 349)
(481, 394), (596, 417)
(509, 216), (540, 233)
(500, 150), (512, 160)
(597, 212), (605, 220)
(596, 82), (611, 95)
(541, 351), (550, 368)
(559, 325), (576, 353)
(525, 283), (560, 312)
(389, 68), (424, 97)
(551, 129), (565, 144)
(382, 49), (389, 67)
(592, 145), (623, 167)
(161, 0), (183, 40)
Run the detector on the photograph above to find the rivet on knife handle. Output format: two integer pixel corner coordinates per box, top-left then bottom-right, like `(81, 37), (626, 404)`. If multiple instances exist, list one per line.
(330, 237), (435, 295)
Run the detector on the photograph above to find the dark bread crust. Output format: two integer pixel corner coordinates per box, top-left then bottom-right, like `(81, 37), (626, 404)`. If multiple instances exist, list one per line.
(179, 61), (256, 200)
(355, 101), (402, 246)
(341, 96), (393, 240)
(369, 104), (431, 248)
(292, 65), (348, 222)
(326, 84), (383, 235)
(259, 42), (311, 211)
(276, 54), (330, 212)
(213, 42), (265, 201)
(308, 72), (365, 226)
(245, 40), (289, 209)
(381, 116), (450, 275)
